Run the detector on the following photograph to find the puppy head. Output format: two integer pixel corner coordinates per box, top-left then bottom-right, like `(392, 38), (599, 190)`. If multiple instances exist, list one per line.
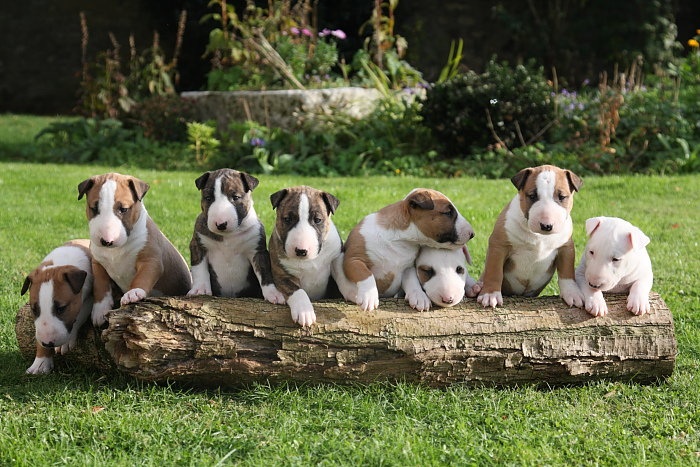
(195, 169), (259, 234)
(21, 265), (88, 348)
(511, 165), (582, 235)
(401, 189), (474, 248)
(270, 186), (339, 260)
(416, 247), (470, 307)
(78, 173), (149, 248)
(582, 216), (650, 291)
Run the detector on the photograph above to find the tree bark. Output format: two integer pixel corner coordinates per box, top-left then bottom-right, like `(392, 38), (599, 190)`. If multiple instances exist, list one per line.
(15, 293), (677, 388)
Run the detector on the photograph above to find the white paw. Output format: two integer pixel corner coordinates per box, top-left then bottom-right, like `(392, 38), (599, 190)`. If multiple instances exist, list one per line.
(187, 283), (212, 296)
(477, 290), (503, 308)
(356, 277), (379, 311)
(585, 294), (608, 317)
(559, 279), (584, 308)
(262, 284), (286, 305)
(465, 278), (481, 298)
(288, 290), (316, 327)
(405, 288), (432, 311)
(121, 288), (147, 305)
(627, 292), (650, 315)
(91, 296), (113, 327)
(26, 357), (54, 375)
(55, 335), (77, 355)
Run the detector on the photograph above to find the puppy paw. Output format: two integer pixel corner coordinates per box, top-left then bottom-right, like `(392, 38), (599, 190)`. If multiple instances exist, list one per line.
(356, 277), (379, 311)
(627, 292), (650, 315)
(477, 290), (503, 308)
(405, 288), (431, 311)
(121, 288), (147, 305)
(55, 335), (77, 355)
(465, 278), (481, 298)
(262, 284), (286, 305)
(559, 279), (584, 308)
(187, 283), (212, 296)
(26, 357), (54, 375)
(288, 290), (316, 327)
(91, 296), (113, 327)
(585, 294), (608, 317)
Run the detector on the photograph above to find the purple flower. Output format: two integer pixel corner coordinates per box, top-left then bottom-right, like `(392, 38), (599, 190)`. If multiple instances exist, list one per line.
(301, 28), (312, 37)
(331, 29), (346, 40)
(290, 27), (300, 35)
(250, 137), (265, 147)
(319, 28), (331, 37)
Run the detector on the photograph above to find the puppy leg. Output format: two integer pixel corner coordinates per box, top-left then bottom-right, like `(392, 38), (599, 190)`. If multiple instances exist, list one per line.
(465, 275), (480, 298)
(556, 240), (584, 308)
(121, 258), (162, 305)
(188, 259), (213, 296)
(251, 247), (285, 305)
(26, 342), (54, 375)
(576, 264), (608, 316)
(287, 289), (316, 327)
(627, 278), (652, 315)
(91, 260), (114, 326)
(343, 255), (379, 311)
(401, 267), (431, 311)
(477, 244), (507, 308)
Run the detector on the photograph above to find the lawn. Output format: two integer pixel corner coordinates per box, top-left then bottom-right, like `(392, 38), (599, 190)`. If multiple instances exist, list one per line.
(1, 162), (699, 465)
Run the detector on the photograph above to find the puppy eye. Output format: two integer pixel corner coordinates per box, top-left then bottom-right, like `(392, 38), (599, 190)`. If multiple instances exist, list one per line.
(442, 205), (455, 217)
(90, 204), (99, 215)
(283, 215), (295, 225)
(203, 195), (214, 203)
(419, 266), (435, 279)
(31, 304), (40, 318)
(313, 216), (323, 225)
(558, 194), (568, 202)
(118, 207), (129, 215)
(54, 302), (67, 316)
(588, 250), (594, 256)
(612, 257), (621, 263)
(456, 266), (465, 274)
(528, 191), (538, 201)
(230, 194), (241, 202)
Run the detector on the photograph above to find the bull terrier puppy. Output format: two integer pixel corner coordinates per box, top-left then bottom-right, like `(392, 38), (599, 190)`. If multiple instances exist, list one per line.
(575, 216), (653, 316)
(476, 165), (584, 308)
(78, 173), (192, 326)
(187, 169), (284, 304)
(268, 186), (342, 327)
(21, 239), (93, 374)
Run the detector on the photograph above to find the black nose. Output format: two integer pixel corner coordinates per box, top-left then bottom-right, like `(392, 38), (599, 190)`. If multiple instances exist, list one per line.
(469, 232), (475, 240)
(100, 238), (113, 247)
(216, 222), (228, 231)
(41, 341), (54, 348)
(295, 248), (307, 257)
(540, 223), (553, 232)
(443, 297), (454, 304)
(589, 282), (601, 289)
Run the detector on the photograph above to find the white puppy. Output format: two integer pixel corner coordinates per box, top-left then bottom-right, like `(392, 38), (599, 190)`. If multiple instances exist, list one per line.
(402, 246), (477, 310)
(575, 216), (653, 316)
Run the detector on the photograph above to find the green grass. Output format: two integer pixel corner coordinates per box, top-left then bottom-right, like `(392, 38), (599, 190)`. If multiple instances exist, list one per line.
(1, 162), (699, 465)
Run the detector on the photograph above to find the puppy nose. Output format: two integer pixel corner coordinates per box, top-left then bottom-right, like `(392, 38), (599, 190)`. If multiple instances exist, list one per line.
(295, 248), (308, 257)
(540, 223), (553, 232)
(216, 221), (228, 231)
(468, 231), (475, 240)
(100, 238), (114, 247)
(442, 296), (454, 304)
(41, 341), (54, 348)
(588, 282), (601, 289)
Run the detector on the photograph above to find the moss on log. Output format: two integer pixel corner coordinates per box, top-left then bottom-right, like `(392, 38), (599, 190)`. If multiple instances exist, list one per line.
(15, 293), (677, 388)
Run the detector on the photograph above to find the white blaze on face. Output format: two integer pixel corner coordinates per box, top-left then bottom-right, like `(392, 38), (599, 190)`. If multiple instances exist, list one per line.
(284, 194), (320, 260)
(35, 281), (70, 347)
(90, 180), (128, 247)
(528, 170), (568, 234)
(207, 177), (238, 233)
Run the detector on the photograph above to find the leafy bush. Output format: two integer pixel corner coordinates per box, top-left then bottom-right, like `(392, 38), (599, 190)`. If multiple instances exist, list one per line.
(421, 58), (555, 157)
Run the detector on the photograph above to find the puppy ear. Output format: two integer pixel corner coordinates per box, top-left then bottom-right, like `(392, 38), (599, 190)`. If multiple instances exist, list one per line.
(194, 172), (211, 191)
(21, 275), (32, 296)
(511, 168), (533, 190)
(321, 192), (340, 215)
(240, 172), (259, 192)
(128, 177), (150, 201)
(64, 268), (88, 295)
(565, 170), (583, 192)
(407, 190), (434, 210)
(270, 189), (288, 209)
(462, 245), (472, 265)
(628, 228), (650, 250)
(585, 217), (603, 237)
(77, 177), (95, 200)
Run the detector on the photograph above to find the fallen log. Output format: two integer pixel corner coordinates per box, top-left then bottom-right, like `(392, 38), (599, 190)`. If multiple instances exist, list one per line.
(15, 293), (677, 388)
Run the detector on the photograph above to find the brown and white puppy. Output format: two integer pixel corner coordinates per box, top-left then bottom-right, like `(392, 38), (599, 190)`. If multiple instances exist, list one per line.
(269, 186), (342, 327)
(476, 165), (584, 308)
(188, 169), (284, 303)
(335, 188), (475, 311)
(78, 173), (192, 326)
(21, 239), (93, 374)
(401, 246), (477, 310)
(575, 217), (653, 316)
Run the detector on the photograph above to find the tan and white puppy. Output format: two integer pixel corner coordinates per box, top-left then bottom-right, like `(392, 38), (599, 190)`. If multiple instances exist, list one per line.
(21, 239), (93, 374)
(477, 165), (584, 308)
(188, 169), (284, 303)
(336, 188), (474, 311)
(269, 186), (342, 327)
(575, 216), (653, 316)
(401, 246), (477, 310)
(78, 173), (192, 326)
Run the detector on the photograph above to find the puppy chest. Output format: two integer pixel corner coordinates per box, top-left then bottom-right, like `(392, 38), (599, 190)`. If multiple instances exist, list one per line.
(503, 248), (557, 294)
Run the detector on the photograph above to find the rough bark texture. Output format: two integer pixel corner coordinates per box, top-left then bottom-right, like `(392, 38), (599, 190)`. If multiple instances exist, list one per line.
(16, 293), (676, 388)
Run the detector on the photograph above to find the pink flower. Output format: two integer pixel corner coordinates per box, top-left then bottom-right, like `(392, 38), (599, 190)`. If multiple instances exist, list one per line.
(331, 29), (346, 40)
(290, 27), (300, 35)
(319, 28), (332, 37)
(301, 28), (312, 37)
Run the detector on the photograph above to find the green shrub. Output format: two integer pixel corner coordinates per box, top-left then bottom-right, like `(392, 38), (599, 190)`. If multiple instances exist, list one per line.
(420, 58), (555, 157)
